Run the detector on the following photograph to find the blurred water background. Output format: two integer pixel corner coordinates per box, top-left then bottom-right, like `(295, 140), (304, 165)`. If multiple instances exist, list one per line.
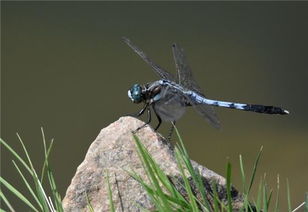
(2, 2), (308, 210)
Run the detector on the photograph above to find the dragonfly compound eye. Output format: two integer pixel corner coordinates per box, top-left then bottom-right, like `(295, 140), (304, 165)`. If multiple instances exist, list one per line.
(128, 84), (143, 103)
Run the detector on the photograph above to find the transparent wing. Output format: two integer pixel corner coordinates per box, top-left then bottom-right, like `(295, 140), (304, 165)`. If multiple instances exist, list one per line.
(193, 104), (221, 129)
(122, 37), (176, 81)
(172, 43), (221, 128)
(172, 43), (202, 93)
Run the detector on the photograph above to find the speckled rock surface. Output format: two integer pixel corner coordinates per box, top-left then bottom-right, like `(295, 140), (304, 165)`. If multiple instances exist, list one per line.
(62, 116), (244, 211)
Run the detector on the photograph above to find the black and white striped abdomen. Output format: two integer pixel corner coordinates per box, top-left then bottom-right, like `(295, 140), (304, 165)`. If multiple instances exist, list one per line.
(186, 91), (289, 115)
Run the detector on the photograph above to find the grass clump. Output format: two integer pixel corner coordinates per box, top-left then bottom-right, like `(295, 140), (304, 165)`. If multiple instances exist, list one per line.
(1, 127), (306, 211)
(130, 126), (306, 212)
(1, 128), (63, 212)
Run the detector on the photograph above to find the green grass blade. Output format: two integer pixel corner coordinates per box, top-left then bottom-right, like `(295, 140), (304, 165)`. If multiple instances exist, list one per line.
(174, 148), (199, 212)
(86, 192), (95, 212)
(133, 135), (158, 187)
(0, 138), (32, 174)
(130, 170), (190, 209)
(261, 178), (272, 212)
(274, 175), (280, 212)
(305, 192), (308, 212)
(16, 133), (38, 178)
(129, 170), (165, 210)
(40, 128), (49, 183)
(16, 133), (50, 211)
(267, 189), (273, 211)
(248, 146), (263, 194)
(287, 179), (291, 212)
(3, 134), (49, 210)
(40, 129), (62, 211)
(46, 166), (62, 211)
(239, 154), (246, 194)
(40, 138), (54, 183)
(12, 161), (42, 210)
(173, 123), (188, 158)
(255, 177), (263, 212)
(212, 181), (220, 212)
(239, 154), (250, 212)
(176, 150), (211, 210)
(291, 202), (305, 212)
(132, 134), (194, 210)
(133, 135), (172, 211)
(139, 142), (187, 204)
(41, 127), (47, 159)
(0, 190), (15, 212)
(106, 171), (115, 212)
(1, 132), (62, 211)
(263, 181), (268, 212)
(0, 177), (39, 212)
(130, 163), (188, 207)
(155, 171), (188, 206)
(226, 161), (233, 212)
(174, 126), (211, 211)
(248, 203), (255, 212)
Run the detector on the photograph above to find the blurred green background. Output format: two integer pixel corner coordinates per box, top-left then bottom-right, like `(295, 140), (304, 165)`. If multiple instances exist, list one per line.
(2, 1), (308, 210)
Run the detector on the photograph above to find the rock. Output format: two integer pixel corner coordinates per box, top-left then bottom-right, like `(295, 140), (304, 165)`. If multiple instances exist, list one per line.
(62, 116), (245, 211)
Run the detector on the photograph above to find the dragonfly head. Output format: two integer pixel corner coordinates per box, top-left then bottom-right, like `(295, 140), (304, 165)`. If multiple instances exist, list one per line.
(128, 84), (144, 103)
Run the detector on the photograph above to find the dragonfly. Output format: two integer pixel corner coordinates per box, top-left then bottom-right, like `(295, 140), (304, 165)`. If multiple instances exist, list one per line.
(123, 37), (289, 133)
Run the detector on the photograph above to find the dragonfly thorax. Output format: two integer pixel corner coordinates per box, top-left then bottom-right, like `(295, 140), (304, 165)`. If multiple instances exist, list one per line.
(128, 84), (144, 103)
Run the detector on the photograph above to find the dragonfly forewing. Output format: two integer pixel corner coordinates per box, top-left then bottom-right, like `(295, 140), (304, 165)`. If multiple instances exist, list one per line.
(122, 37), (176, 81)
(172, 43), (221, 128)
(172, 43), (202, 93)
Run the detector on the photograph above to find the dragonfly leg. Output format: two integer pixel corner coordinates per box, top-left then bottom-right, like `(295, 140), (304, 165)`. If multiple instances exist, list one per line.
(136, 104), (148, 117)
(154, 114), (162, 131)
(128, 104), (148, 117)
(133, 107), (152, 133)
(152, 107), (162, 131)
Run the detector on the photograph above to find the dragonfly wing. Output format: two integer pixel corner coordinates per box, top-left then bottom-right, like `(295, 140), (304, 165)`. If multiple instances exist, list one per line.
(172, 43), (221, 128)
(122, 37), (176, 81)
(172, 43), (202, 93)
(193, 104), (221, 129)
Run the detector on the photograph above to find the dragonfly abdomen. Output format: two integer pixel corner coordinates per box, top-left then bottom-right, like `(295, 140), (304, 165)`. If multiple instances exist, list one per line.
(242, 104), (289, 115)
(187, 91), (289, 115)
